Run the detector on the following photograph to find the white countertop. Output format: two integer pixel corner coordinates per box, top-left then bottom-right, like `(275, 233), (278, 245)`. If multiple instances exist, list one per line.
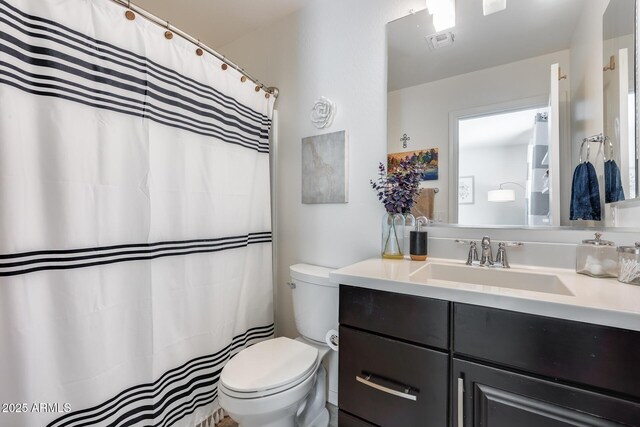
(330, 257), (640, 332)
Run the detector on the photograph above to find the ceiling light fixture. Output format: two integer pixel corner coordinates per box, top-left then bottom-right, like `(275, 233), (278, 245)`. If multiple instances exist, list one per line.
(483, 0), (506, 16)
(426, 0), (456, 32)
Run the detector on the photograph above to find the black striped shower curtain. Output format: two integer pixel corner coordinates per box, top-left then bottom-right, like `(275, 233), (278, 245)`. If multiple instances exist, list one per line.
(0, 1), (275, 425)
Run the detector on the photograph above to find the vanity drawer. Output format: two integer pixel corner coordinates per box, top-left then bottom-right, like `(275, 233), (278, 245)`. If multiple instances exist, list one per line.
(339, 285), (449, 349)
(338, 325), (448, 426)
(454, 303), (640, 400)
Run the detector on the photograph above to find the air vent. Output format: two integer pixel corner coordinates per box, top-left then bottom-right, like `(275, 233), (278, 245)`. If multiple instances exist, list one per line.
(425, 32), (455, 50)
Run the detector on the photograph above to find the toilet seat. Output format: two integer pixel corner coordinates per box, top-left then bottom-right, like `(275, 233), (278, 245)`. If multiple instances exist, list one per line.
(220, 337), (319, 399)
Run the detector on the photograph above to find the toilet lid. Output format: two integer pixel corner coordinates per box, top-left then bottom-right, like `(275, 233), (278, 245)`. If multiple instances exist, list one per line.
(220, 337), (319, 393)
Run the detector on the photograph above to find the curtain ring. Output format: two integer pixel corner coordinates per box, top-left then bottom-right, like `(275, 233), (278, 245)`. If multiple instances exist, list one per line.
(125, 1), (135, 20)
(196, 40), (203, 56)
(240, 76), (247, 83)
(221, 63), (228, 70)
(254, 85), (260, 92)
(164, 22), (173, 40)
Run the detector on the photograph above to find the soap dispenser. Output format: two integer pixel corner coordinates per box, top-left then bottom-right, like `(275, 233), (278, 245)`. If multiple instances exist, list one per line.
(576, 232), (617, 278)
(410, 216), (429, 261)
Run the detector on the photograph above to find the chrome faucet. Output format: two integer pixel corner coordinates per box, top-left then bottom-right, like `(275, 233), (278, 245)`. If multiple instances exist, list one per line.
(479, 236), (494, 266)
(457, 238), (523, 268)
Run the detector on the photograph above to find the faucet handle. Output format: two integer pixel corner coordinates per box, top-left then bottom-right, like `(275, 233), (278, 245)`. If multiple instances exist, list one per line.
(494, 242), (523, 268)
(455, 239), (473, 245)
(502, 241), (524, 247)
(495, 242), (509, 268)
(456, 240), (479, 265)
(468, 241), (479, 265)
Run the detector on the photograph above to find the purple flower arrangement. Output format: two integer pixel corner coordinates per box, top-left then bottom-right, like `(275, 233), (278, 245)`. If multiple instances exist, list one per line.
(370, 157), (423, 214)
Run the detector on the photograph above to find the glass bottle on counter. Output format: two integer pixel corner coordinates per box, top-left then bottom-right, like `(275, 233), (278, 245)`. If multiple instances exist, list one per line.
(617, 243), (640, 285)
(576, 232), (617, 278)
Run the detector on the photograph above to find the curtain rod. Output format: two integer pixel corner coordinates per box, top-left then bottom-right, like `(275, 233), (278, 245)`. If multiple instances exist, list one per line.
(109, 0), (279, 98)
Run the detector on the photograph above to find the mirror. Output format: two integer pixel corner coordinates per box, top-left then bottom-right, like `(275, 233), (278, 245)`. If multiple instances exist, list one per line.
(603, 0), (638, 203)
(387, 0), (638, 228)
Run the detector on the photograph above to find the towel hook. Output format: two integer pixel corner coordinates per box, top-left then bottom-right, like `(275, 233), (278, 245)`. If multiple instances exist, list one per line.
(579, 134), (605, 163)
(579, 139), (590, 163)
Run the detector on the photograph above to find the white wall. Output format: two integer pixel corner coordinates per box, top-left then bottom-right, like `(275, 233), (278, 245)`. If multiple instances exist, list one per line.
(387, 50), (570, 221)
(220, 0), (425, 338)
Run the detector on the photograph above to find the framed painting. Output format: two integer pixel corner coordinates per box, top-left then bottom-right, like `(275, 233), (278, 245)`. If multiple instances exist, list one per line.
(387, 148), (438, 181)
(301, 130), (348, 204)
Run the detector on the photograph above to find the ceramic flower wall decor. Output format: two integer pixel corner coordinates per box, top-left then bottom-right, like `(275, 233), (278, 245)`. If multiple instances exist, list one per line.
(310, 96), (336, 129)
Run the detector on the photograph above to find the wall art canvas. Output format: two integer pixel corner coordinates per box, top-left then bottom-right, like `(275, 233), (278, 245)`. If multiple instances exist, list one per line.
(387, 148), (439, 181)
(459, 176), (475, 204)
(301, 130), (348, 204)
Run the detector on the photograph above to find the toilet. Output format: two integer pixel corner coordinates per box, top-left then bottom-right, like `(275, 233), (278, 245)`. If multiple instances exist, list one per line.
(218, 264), (338, 427)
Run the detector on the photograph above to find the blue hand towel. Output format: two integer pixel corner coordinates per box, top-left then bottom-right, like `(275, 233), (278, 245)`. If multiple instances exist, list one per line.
(604, 159), (625, 203)
(570, 162), (601, 221)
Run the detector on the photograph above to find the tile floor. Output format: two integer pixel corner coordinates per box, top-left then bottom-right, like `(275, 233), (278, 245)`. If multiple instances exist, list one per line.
(217, 403), (338, 427)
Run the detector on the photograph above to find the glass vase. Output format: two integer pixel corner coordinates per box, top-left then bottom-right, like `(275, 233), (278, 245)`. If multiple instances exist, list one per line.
(381, 212), (405, 259)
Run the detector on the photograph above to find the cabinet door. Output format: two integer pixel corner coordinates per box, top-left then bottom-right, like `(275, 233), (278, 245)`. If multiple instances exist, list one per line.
(454, 303), (640, 400)
(339, 326), (449, 426)
(453, 359), (640, 427)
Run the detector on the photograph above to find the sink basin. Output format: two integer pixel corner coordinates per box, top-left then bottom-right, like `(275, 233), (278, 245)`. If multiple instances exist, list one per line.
(410, 262), (573, 296)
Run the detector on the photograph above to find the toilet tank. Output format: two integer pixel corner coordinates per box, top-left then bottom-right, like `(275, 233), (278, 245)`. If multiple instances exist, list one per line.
(289, 264), (338, 343)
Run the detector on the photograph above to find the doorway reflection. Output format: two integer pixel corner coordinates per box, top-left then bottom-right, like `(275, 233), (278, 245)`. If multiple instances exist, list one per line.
(458, 106), (550, 226)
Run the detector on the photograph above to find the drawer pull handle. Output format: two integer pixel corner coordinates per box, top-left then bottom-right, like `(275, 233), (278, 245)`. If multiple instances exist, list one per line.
(457, 377), (464, 427)
(355, 374), (417, 401)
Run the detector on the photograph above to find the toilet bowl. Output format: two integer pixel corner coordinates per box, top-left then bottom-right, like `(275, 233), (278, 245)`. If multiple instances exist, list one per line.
(218, 264), (337, 427)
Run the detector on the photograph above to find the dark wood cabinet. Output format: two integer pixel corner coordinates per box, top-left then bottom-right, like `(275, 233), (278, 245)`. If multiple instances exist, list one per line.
(338, 285), (640, 427)
(453, 359), (640, 427)
(454, 303), (640, 400)
(452, 304), (640, 426)
(339, 285), (450, 349)
(339, 326), (448, 427)
(338, 286), (450, 426)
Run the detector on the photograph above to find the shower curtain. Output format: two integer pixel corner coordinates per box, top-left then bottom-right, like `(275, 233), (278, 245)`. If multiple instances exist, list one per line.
(0, 1), (275, 426)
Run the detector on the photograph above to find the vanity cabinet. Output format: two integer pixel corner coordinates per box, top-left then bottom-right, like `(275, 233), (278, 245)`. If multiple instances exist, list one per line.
(453, 304), (640, 426)
(338, 285), (640, 427)
(338, 285), (450, 426)
(453, 359), (640, 427)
